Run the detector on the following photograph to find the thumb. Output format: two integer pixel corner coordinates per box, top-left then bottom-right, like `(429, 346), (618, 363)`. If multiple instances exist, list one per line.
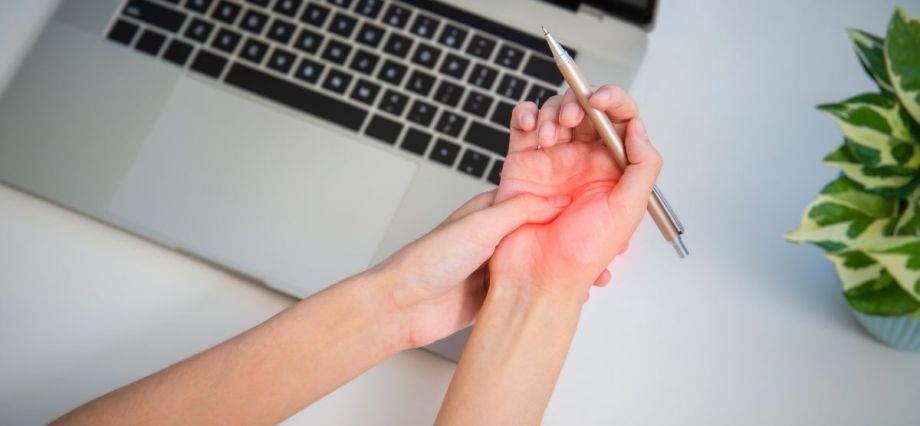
(608, 118), (662, 224)
(439, 192), (572, 251)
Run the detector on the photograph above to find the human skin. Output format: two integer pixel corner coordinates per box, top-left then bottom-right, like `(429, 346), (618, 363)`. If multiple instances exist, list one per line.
(437, 85), (662, 425)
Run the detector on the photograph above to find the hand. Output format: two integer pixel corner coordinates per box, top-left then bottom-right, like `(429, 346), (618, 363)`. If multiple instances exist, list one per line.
(373, 190), (611, 348)
(490, 85), (663, 296)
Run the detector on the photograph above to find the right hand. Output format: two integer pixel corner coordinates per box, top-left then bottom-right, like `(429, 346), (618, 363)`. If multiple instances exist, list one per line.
(490, 86), (663, 297)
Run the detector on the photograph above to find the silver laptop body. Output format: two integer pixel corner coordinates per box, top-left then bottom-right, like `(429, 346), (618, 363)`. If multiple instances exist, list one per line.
(0, 0), (650, 360)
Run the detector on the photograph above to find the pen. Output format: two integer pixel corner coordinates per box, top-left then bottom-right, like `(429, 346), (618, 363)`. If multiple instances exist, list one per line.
(542, 28), (689, 258)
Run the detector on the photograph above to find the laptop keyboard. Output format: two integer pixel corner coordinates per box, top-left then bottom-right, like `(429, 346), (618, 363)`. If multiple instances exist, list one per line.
(107, 0), (575, 184)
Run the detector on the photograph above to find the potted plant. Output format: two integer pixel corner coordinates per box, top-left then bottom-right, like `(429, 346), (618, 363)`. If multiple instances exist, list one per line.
(786, 7), (920, 351)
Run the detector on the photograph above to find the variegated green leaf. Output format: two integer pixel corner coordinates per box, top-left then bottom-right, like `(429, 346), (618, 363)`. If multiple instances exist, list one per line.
(844, 269), (920, 316)
(823, 143), (916, 191)
(785, 177), (897, 250)
(826, 250), (884, 291)
(885, 7), (920, 125)
(863, 239), (920, 302)
(849, 28), (894, 94)
(895, 185), (920, 236)
(818, 94), (920, 170)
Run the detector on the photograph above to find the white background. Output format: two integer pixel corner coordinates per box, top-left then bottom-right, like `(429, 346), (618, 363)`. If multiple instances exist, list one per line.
(2, 0), (920, 425)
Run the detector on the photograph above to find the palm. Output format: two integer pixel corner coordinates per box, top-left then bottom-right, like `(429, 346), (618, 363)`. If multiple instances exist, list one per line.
(493, 136), (628, 288)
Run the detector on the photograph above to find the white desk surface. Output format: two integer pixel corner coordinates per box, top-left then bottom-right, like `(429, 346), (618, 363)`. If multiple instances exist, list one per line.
(2, 1), (919, 424)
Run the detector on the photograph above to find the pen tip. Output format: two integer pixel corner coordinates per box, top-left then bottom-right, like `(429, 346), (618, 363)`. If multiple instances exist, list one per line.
(542, 26), (549, 36)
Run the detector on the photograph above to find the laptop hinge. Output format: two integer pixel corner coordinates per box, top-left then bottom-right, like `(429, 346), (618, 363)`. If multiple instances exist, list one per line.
(576, 3), (607, 20)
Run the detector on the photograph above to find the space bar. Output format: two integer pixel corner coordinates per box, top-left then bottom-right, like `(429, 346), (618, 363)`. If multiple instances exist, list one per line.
(224, 63), (368, 131)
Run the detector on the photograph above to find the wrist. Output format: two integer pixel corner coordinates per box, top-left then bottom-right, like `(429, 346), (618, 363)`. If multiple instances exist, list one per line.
(487, 274), (587, 310)
(339, 267), (415, 354)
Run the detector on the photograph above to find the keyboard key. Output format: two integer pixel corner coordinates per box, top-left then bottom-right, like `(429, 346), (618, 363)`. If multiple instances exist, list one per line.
(438, 24), (468, 49)
(349, 50), (379, 75)
(294, 28), (323, 54)
(162, 39), (194, 65)
(273, 0), (303, 17)
(123, 0), (187, 33)
(466, 34), (496, 60)
(356, 22), (385, 47)
(135, 30), (167, 56)
(107, 19), (139, 45)
(183, 18), (213, 42)
(164, 0), (181, 4)
(462, 91), (493, 118)
(525, 84), (557, 107)
(301, 3), (330, 27)
(496, 74), (526, 100)
(411, 43), (441, 69)
(439, 53), (469, 79)
(487, 159), (503, 185)
(329, 13), (358, 38)
(523, 55), (563, 86)
(190, 49), (228, 77)
(322, 68), (352, 93)
(378, 90), (409, 117)
(382, 4), (411, 29)
(211, 27), (241, 53)
(350, 79), (380, 105)
(410, 15), (440, 39)
(400, 128), (431, 156)
(407, 100), (437, 126)
(321, 39), (352, 64)
(184, 0), (213, 14)
(495, 44), (525, 70)
(464, 121), (509, 156)
(240, 38), (269, 64)
(468, 63), (497, 90)
(211, 1), (241, 24)
(267, 48), (297, 74)
(377, 60), (407, 85)
(365, 114), (402, 144)
(327, 0), (352, 9)
(225, 63), (367, 130)
(382, 33), (412, 57)
(429, 139), (460, 166)
(266, 18), (296, 44)
(355, 0), (383, 18)
(240, 9), (269, 34)
(406, 70), (435, 96)
(246, 0), (269, 7)
(433, 80), (464, 107)
(458, 149), (489, 178)
(295, 57), (325, 83)
(490, 101), (514, 127)
(434, 111), (466, 137)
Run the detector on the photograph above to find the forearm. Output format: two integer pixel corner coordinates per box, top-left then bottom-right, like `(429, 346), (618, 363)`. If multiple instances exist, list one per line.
(56, 270), (407, 425)
(436, 281), (585, 425)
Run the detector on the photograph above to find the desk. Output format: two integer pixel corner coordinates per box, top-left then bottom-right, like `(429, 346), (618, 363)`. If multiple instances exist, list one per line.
(2, 1), (919, 424)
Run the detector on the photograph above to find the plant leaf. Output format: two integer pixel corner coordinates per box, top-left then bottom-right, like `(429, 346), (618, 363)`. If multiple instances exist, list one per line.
(885, 7), (920, 125)
(844, 268), (920, 316)
(862, 238), (920, 303)
(827, 250), (884, 291)
(848, 28), (894, 93)
(817, 93), (920, 170)
(895, 185), (920, 236)
(823, 144), (917, 191)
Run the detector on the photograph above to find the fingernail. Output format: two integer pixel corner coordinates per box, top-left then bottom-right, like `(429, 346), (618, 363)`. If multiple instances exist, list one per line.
(562, 103), (579, 121)
(522, 112), (535, 129)
(633, 118), (648, 140)
(539, 121), (555, 142)
(548, 195), (572, 207)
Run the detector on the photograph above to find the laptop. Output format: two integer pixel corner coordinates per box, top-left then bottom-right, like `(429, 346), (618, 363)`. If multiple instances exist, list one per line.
(0, 0), (655, 360)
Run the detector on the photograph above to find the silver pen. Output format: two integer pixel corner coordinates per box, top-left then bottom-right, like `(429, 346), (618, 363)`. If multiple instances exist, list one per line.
(543, 28), (688, 258)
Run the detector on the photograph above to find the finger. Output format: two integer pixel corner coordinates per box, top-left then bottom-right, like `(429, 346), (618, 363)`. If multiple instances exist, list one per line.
(536, 95), (563, 148)
(508, 101), (539, 153)
(619, 240), (629, 255)
(589, 85), (638, 124)
(557, 89), (584, 129)
(441, 190), (497, 225)
(441, 192), (572, 251)
(592, 269), (611, 287)
(608, 118), (662, 225)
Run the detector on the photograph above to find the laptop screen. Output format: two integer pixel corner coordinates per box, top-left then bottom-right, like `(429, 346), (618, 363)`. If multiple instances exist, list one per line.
(546, 0), (658, 27)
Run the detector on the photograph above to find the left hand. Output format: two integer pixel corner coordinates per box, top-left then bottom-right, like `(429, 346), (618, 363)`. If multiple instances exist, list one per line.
(373, 190), (611, 348)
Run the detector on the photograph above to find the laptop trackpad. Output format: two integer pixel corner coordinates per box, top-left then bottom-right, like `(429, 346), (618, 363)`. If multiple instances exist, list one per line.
(108, 77), (417, 296)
